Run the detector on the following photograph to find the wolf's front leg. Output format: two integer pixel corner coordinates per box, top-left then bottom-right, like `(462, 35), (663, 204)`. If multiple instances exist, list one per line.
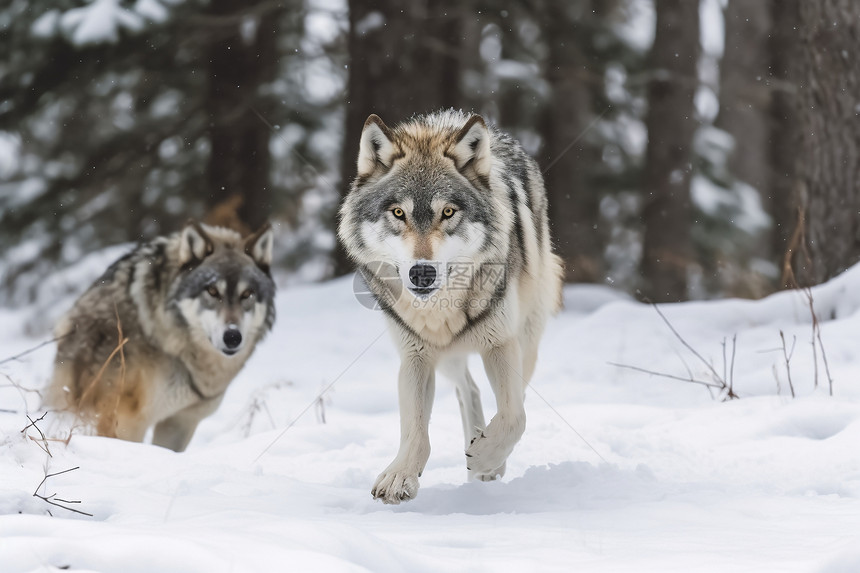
(152, 394), (224, 452)
(372, 354), (435, 504)
(466, 340), (526, 477)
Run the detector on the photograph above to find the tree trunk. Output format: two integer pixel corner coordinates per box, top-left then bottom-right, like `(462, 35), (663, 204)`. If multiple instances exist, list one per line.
(205, 0), (279, 234)
(640, 0), (700, 302)
(791, 0), (860, 285)
(541, 1), (604, 283)
(717, 0), (773, 295)
(718, 0), (772, 214)
(768, 0), (800, 287)
(334, 0), (463, 275)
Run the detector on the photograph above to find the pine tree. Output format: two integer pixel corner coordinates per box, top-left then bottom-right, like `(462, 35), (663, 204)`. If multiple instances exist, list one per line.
(0, 0), (333, 303)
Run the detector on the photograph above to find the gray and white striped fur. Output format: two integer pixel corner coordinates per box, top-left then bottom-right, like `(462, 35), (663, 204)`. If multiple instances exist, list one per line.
(339, 109), (563, 504)
(44, 221), (275, 452)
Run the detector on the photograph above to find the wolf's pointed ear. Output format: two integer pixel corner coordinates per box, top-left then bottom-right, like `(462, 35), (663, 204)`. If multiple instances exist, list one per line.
(357, 114), (397, 179)
(449, 115), (492, 180)
(244, 222), (274, 270)
(179, 220), (213, 266)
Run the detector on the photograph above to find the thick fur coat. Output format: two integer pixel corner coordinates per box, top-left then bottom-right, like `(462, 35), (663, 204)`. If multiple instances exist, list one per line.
(338, 110), (563, 503)
(45, 222), (275, 452)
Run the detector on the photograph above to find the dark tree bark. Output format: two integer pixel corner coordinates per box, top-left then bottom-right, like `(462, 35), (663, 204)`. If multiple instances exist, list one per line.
(768, 0), (800, 287)
(540, 1), (604, 283)
(789, 0), (860, 285)
(334, 0), (464, 275)
(718, 0), (775, 295)
(457, 4), (485, 115)
(205, 0), (280, 233)
(640, 0), (700, 302)
(719, 0), (772, 209)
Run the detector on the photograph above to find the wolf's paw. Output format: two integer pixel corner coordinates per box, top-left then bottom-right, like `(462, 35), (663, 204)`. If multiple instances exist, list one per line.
(465, 418), (522, 476)
(371, 465), (420, 505)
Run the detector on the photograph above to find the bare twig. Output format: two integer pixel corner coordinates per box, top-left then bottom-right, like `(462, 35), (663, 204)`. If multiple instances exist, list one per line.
(729, 334), (737, 398)
(32, 466), (92, 517)
(807, 301), (820, 390)
(804, 287), (834, 396)
(21, 411), (75, 455)
(673, 349), (695, 381)
(1, 371), (43, 404)
(21, 412), (51, 457)
(615, 301), (739, 400)
(608, 362), (723, 391)
(650, 303), (729, 390)
(0, 334), (68, 367)
(22, 414), (91, 516)
(3, 357), (87, 517)
(779, 330), (796, 398)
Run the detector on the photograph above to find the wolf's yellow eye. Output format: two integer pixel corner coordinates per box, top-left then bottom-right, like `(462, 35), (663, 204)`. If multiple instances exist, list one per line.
(240, 289), (254, 300)
(206, 286), (220, 298)
(392, 207), (405, 220)
(442, 207), (457, 219)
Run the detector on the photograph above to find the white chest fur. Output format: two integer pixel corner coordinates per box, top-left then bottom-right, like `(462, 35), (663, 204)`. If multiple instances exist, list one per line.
(391, 288), (469, 347)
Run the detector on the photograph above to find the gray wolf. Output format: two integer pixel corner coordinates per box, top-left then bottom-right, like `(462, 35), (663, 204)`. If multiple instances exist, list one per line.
(44, 221), (276, 452)
(338, 110), (563, 503)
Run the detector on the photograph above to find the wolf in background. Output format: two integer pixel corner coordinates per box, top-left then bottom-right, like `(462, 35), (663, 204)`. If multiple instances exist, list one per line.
(44, 221), (275, 452)
(339, 109), (564, 503)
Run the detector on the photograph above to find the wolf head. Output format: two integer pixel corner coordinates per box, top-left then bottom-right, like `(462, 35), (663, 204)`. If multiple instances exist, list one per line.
(339, 111), (509, 302)
(171, 221), (276, 357)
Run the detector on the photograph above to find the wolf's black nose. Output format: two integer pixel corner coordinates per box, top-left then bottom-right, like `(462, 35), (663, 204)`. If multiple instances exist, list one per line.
(408, 264), (437, 288)
(223, 328), (242, 349)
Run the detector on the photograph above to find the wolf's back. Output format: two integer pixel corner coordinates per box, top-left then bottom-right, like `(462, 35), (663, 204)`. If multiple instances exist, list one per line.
(46, 237), (172, 413)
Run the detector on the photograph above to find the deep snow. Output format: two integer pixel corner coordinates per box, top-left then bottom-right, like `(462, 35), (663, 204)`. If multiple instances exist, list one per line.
(3, 266), (860, 572)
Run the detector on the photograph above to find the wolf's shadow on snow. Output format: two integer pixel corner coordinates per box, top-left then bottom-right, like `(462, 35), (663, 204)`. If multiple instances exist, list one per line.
(361, 462), (662, 515)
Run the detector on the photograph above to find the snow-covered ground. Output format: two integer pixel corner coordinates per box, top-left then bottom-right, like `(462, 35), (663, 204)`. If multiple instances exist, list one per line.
(3, 266), (860, 572)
